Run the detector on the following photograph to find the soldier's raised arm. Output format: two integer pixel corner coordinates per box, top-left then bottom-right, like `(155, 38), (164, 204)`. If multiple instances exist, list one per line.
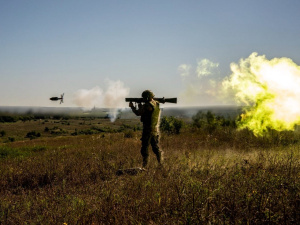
(130, 102), (144, 116)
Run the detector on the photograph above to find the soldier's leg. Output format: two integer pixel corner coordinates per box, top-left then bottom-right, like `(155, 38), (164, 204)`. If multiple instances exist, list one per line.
(151, 135), (163, 164)
(141, 133), (151, 168)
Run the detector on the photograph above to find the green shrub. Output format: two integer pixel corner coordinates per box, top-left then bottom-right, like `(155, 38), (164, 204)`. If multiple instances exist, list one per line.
(25, 131), (41, 140)
(0, 115), (18, 123)
(7, 137), (15, 142)
(46, 126), (68, 135)
(206, 111), (215, 125)
(192, 111), (205, 128)
(192, 111), (236, 132)
(0, 130), (6, 137)
(160, 116), (184, 134)
(124, 130), (135, 138)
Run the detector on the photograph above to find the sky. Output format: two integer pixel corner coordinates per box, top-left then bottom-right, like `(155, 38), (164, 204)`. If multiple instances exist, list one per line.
(1, 0), (300, 108)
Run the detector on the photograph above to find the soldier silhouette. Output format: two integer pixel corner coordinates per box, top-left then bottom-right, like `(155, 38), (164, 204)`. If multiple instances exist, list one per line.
(129, 90), (163, 168)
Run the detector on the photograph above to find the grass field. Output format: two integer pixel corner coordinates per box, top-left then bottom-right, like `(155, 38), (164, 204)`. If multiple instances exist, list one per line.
(0, 115), (299, 224)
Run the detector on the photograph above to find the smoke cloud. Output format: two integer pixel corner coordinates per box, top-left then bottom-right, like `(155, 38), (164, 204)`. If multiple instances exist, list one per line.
(103, 80), (130, 121)
(222, 52), (300, 136)
(73, 86), (103, 107)
(73, 79), (130, 122)
(178, 58), (221, 106)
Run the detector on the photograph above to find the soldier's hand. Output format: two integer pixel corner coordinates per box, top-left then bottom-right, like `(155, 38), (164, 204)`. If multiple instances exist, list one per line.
(129, 102), (134, 108)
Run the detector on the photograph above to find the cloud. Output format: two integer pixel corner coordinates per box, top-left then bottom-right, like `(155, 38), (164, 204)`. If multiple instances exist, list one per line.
(178, 64), (192, 77)
(178, 58), (221, 106)
(196, 59), (219, 77)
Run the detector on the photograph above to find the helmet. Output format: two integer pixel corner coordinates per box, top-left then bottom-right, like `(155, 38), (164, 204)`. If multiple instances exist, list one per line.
(142, 90), (154, 100)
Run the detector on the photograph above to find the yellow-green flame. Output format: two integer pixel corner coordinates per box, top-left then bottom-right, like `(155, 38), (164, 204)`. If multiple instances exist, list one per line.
(223, 52), (300, 136)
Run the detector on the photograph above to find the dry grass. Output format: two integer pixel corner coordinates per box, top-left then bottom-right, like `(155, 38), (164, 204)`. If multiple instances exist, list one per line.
(0, 118), (299, 224)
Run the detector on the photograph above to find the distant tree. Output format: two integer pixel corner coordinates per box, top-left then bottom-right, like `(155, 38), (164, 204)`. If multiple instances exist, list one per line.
(192, 111), (205, 128)
(206, 111), (215, 125)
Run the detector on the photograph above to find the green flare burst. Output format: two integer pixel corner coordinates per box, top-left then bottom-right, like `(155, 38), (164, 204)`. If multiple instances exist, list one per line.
(223, 52), (300, 136)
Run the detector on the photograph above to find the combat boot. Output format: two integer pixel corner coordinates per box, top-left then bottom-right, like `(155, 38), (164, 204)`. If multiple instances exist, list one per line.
(142, 157), (148, 168)
(156, 151), (163, 165)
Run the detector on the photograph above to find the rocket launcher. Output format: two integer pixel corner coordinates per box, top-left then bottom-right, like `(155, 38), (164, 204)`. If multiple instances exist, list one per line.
(125, 97), (177, 104)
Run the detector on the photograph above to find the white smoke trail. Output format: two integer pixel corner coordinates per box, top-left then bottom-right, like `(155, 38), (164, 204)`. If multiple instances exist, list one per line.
(73, 79), (130, 122)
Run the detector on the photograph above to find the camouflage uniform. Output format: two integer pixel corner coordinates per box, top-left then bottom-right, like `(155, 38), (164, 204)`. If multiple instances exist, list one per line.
(130, 90), (163, 167)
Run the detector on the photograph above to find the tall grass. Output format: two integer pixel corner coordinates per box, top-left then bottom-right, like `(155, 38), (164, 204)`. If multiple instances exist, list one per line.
(0, 118), (299, 224)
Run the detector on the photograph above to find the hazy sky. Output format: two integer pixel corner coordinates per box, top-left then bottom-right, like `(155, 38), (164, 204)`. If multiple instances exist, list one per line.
(1, 0), (300, 107)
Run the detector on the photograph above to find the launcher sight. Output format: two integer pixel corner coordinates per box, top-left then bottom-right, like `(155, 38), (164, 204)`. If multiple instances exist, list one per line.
(125, 97), (177, 104)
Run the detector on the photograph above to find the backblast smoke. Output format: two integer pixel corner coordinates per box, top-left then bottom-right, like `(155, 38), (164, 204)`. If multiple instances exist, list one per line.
(73, 79), (130, 122)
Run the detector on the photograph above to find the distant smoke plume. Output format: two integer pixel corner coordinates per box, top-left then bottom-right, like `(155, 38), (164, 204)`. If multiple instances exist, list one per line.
(73, 79), (130, 122)
(222, 52), (300, 136)
(178, 58), (221, 106)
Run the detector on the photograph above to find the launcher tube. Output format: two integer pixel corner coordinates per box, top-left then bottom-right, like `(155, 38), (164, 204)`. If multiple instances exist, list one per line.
(125, 97), (177, 104)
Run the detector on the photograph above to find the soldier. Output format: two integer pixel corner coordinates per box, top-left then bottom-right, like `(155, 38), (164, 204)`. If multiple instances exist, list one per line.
(129, 90), (163, 168)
